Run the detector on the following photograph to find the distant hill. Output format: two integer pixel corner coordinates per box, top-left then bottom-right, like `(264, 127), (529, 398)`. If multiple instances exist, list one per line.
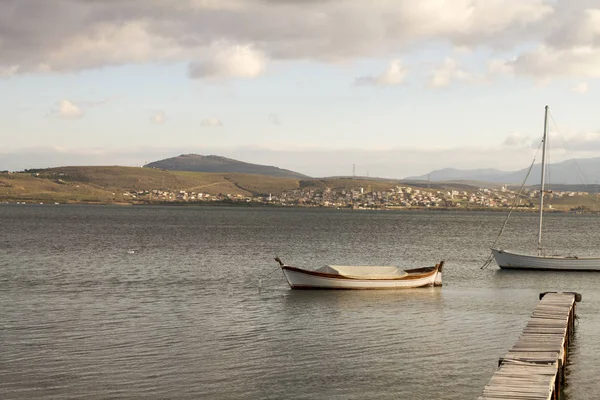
(144, 154), (309, 179)
(1, 166), (475, 204)
(405, 168), (508, 183)
(3, 166), (597, 209)
(405, 157), (600, 185)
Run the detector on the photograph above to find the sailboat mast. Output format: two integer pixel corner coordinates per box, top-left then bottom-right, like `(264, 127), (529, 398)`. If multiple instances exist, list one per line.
(537, 105), (549, 256)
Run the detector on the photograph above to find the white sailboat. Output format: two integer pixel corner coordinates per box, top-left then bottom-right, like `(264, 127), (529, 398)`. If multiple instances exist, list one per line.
(491, 105), (600, 271)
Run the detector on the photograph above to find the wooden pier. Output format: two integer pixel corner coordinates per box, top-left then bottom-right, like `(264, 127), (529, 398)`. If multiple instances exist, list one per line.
(479, 291), (581, 400)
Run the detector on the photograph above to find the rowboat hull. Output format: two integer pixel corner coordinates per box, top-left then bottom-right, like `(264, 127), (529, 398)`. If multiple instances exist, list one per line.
(280, 262), (443, 289)
(492, 248), (600, 271)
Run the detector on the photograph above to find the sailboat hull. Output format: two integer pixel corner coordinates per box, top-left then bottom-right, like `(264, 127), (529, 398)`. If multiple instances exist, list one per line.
(492, 248), (600, 271)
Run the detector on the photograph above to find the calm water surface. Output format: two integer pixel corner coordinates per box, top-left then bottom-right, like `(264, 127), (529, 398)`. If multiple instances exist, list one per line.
(1, 205), (599, 399)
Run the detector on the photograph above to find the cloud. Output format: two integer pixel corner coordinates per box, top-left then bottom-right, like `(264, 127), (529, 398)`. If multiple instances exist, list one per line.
(201, 117), (223, 127)
(189, 0), (244, 11)
(0, 0), (556, 78)
(546, 8), (600, 49)
(150, 111), (166, 124)
(1, 0), (599, 84)
(558, 132), (600, 151)
(490, 6), (600, 79)
(35, 21), (181, 73)
(52, 100), (83, 119)
(269, 113), (281, 126)
(507, 45), (600, 79)
(570, 82), (589, 94)
(502, 132), (532, 147)
(429, 57), (472, 88)
(354, 59), (408, 86)
(48, 97), (115, 120)
(487, 59), (515, 76)
(77, 98), (119, 108)
(189, 43), (266, 79)
(0, 65), (20, 78)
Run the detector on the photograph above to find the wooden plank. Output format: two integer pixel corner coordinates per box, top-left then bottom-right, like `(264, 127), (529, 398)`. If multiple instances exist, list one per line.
(479, 292), (578, 400)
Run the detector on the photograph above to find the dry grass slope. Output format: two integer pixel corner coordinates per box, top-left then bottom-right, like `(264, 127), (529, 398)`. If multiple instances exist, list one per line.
(2, 166), (599, 210)
(0, 167), (408, 203)
(0, 166), (304, 202)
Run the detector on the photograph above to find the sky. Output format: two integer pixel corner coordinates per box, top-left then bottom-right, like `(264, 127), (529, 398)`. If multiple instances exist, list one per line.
(1, 0), (600, 178)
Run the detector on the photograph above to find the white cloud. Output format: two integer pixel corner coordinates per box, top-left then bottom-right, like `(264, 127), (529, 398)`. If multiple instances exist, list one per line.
(189, 0), (244, 11)
(396, 0), (551, 46)
(201, 117), (223, 127)
(53, 100), (83, 119)
(502, 132), (532, 147)
(0, 65), (19, 77)
(150, 111), (166, 124)
(508, 45), (600, 78)
(355, 59), (408, 86)
(189, 43), (265, 79)
(570, 82), (589, 94)
(547, 8), (600, 49)
(35, 21), (182, 73)
(560, 132), (600, 151)
(490, 7), (600, 80)
(0, 0), (555, 77)
(1, 0), (599, 85)
(487, 59), (515, 76)
(48, 98), (114, 120)
(429, 57), (471, 88)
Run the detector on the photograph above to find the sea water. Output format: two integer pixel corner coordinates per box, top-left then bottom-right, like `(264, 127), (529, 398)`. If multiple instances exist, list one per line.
(1, 205), (599, 399)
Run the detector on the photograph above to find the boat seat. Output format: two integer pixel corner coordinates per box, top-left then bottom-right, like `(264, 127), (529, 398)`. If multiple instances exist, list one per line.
(316, 265), (408, 279)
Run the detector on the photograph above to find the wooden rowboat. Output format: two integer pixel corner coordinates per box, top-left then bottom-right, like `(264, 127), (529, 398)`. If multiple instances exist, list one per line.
(275, 257), (444, 290)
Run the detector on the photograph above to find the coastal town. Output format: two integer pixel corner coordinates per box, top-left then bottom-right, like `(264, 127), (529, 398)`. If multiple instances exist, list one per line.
(1, 169), (596, 211)
(123, 184), (593, 210)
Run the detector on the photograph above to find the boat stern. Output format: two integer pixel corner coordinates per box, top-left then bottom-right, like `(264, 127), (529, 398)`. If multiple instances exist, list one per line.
(434, 261), (444, 287)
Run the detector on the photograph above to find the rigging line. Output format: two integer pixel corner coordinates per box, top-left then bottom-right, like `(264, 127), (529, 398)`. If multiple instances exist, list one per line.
(548, 111), (588, 186)
(549, 111), (587, 184)
(257, 252), (285, 280)
(254, 262), (284, 290)
(549, 111), (599, 211)
(546, 123), (551, 193)
(258, 264), (283, 279)
(480, 140), (543, 270)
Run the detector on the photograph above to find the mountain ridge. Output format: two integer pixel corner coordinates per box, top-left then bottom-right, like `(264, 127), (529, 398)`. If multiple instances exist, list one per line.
(144, 154), (309, 179)
(405, 157), (600, 185)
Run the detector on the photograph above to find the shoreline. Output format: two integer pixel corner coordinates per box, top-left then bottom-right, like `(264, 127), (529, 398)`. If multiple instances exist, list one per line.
(2, 199), (598, 214)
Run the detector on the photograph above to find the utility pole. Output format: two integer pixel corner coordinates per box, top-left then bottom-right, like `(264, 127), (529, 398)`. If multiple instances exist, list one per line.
(352, 164), (356, 207)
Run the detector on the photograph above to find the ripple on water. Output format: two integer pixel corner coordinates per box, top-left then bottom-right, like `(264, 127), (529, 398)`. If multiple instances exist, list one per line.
(1, 205), (599, 399)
